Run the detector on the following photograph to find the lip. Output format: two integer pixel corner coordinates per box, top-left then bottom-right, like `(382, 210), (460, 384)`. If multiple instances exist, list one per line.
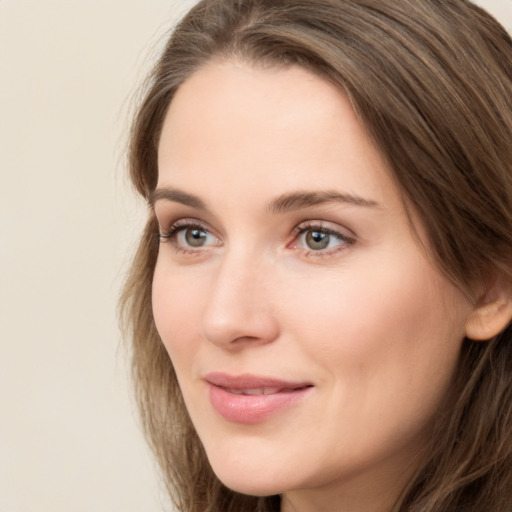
(205, 372), (313, 424)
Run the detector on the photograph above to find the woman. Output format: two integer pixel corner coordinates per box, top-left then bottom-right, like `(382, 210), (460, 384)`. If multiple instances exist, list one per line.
(120, 1), (512, 510)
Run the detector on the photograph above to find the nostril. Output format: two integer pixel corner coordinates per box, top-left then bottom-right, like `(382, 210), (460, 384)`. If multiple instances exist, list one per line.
(201, 301), (280, 348)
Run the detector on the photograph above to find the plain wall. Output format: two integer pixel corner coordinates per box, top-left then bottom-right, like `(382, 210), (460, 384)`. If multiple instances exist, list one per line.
(1, 1), (510, 511)
(0, 2), (196, 511)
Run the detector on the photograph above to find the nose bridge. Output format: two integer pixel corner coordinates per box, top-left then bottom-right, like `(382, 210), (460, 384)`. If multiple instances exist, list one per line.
(201, 245), (278, 348)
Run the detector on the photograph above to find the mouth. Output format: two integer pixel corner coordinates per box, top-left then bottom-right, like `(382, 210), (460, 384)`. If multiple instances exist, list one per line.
(204, 373), (313, 424)
(225, 386), (306, 395)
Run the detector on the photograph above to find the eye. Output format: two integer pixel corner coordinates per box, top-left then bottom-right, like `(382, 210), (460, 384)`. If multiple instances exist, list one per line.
(292, 222), (355, 255)
(302, 230), (335, 250)
(178, 226), (210, 247)
(159, 220), (221, 251)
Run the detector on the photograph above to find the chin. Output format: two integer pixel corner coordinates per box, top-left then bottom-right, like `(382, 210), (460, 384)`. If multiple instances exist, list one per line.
(215, 473), (284, 498)
(205, 449), (289, 497)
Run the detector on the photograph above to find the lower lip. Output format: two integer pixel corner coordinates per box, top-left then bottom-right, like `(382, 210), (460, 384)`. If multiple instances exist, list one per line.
(208, 384), (312, 424)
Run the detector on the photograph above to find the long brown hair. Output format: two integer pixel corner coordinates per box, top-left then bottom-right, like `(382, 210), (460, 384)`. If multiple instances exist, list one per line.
(120, 1), (512, 510)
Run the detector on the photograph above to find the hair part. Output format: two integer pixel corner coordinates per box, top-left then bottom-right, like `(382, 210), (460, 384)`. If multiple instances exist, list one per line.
(121, 1), (512, 510)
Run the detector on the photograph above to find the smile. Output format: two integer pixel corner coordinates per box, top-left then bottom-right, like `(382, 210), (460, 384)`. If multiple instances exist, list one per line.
(226, 386), (309, 395)
(205, 373), (313, 424)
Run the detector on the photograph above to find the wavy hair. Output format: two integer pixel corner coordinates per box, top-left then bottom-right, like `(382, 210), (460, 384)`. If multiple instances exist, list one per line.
(120, 1), (512, 510)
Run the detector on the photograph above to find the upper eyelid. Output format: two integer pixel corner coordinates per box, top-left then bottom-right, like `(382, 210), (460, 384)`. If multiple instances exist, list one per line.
(292, 219), (356, 238)
(158, 217), (211, 233)
(153, 203), (221, 231)
(154, 198), (356, 229)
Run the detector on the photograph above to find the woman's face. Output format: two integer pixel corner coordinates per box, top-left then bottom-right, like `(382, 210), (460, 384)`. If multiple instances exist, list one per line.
(153, 60), (476, 510)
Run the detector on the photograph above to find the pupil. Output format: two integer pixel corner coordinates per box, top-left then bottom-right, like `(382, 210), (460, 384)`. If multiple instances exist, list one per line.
(186, 228), (207, 247)
(306, 231), (330, 250)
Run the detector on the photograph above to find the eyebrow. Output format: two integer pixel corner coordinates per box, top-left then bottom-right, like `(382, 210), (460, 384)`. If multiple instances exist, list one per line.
(150, 187), (380, 212)
(150, 187), (206, 209)
(268, 190), (380, 213)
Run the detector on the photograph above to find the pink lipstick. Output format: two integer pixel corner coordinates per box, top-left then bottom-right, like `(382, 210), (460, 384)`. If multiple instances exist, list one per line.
(205, 373), (313, 424)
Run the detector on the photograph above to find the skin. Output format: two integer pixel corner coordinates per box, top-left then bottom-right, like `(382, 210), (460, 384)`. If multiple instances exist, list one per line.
(152, 60), (478, 512)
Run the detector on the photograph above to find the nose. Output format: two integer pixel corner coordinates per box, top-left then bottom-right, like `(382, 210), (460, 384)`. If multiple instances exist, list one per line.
(200, 251), (280, 349)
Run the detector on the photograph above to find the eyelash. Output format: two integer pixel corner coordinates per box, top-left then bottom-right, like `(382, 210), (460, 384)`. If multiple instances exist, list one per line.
(158, 219), (355, 257)
(159, 219), (216, 255)
(290, 221), (355, 257)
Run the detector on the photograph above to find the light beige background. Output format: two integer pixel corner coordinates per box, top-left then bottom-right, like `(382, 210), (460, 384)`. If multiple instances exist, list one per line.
(1, 1), (510, 512)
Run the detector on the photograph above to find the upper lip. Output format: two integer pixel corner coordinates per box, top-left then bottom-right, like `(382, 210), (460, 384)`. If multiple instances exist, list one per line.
(204, 372), (313, 390)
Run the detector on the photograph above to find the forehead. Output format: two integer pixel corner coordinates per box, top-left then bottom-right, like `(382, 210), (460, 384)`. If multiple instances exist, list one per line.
(157, 59), (397, 209)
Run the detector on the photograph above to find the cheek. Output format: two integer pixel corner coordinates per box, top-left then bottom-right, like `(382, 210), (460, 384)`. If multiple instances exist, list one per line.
(280, 253), (469, 411)
(151, 262), (204, 360)
(289, 249), (465, 342)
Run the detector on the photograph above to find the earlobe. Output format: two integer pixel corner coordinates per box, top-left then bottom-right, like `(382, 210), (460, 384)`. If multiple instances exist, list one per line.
(465, 276), (512, 341)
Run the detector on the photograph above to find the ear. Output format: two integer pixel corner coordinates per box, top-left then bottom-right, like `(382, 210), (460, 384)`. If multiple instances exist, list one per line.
(465, 273), (512, 341)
